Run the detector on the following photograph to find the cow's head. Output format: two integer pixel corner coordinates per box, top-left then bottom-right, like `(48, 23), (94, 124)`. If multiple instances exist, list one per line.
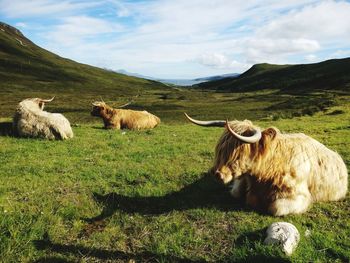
(184, 113), (262, 184)
(23, 97), (55, 110)
(91, 101), (107, 117)
(91, 100), (132, 117)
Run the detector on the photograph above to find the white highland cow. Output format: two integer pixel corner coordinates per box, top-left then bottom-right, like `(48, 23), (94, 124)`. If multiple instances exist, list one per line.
(185, 113), (348, 216)
(13, 97), (73, 140)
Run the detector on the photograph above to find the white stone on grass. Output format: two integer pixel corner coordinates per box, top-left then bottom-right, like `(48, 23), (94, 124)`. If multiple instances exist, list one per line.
(264, 222), (300, 255)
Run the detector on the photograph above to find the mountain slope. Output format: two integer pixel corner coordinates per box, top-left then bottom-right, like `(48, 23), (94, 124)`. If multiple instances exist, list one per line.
(0, 22), (168, 94)
(196, 58), (350, 93)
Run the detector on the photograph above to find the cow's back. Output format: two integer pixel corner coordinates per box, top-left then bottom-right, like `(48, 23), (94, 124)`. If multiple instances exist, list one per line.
(120, 110), (160, 130)
(306, 137), (348, 202)
(279, 134), (348, 202)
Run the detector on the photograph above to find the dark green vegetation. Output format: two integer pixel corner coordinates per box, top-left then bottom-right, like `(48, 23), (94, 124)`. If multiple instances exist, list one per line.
(0, 22), (349, 262)
(197, 58), (350, 93)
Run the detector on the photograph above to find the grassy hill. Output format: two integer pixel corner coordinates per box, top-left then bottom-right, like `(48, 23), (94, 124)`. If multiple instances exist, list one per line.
(197, 58), (350, 93)
(0, 22), (166, 91)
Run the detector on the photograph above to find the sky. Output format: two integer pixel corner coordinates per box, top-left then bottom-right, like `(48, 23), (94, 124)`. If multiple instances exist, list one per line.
(1, 0), (350, 79)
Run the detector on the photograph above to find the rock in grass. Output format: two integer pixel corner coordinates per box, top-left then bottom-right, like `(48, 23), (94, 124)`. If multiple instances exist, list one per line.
(264, 222), (300, 255)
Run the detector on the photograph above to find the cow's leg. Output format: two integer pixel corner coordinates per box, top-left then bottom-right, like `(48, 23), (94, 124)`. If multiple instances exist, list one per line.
(268, 191), (311, 216)
(105, 122), (120, 129)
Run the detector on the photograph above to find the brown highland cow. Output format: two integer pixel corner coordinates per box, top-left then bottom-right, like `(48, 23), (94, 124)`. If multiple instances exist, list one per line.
(91, 101), (160, 130)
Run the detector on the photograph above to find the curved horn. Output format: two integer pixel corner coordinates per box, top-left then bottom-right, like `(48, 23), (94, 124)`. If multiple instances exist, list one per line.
(40, 97), (55, 103)
(184, 113), (226, 127)
(225, 119), (261, 143)
(117, 101), (132, 108)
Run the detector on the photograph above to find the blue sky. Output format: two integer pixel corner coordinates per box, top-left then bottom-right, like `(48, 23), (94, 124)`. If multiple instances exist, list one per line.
(1, 0), (350, 78)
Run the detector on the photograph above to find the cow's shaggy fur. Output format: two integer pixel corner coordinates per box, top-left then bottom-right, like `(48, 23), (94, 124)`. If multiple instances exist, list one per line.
(212, 120), (348, 216)
(91, 101), (160, 130)
(13, 98), (73, 140)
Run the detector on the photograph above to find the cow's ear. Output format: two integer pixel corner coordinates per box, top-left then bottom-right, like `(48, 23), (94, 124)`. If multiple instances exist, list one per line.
(38, 102), (44, 110)
(262, 127), (278, 140)
(257, 127), (278, 155)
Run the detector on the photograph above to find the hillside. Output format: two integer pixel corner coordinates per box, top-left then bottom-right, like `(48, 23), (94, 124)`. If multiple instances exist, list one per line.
(0, 22), (167, 91)
(196, 58), (350, 93)
(0, 22), (173, 118)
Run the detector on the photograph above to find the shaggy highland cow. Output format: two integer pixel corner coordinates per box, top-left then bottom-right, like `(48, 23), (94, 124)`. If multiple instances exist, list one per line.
(184, 113), (348, 216)
(91, 101), (160, 130)
(13, 97), (73, 140)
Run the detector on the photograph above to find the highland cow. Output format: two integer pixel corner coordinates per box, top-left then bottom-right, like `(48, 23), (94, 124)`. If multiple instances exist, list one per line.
(184, 113), (348, 216)
(91, 101), (160, 130)
(13, 97), (73, 140)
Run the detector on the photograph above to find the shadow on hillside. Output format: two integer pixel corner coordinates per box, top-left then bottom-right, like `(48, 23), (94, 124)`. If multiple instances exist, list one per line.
(0, 121), (13, 136)
(86, 174), (241, 223)
(33, 233), (203, 262)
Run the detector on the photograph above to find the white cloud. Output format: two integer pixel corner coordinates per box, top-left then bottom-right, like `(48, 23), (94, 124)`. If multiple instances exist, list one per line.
(197, 53), (245, 70)
(46, 16), (124, 46)
(243, 38), (320, 63)
(2, 0), (350, 78)
(14, 22), (27, 28)
(0, 0), (98, 18)
(305, 54), (318, 62)
(329, 49), (350, 59)
(258, 1), (350, 41)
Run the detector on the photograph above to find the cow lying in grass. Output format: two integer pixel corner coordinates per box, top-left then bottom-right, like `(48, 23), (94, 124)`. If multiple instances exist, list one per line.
(91, 101), (160, 130)
(184, 113), (348, 216)
(13, 97), (73, 140)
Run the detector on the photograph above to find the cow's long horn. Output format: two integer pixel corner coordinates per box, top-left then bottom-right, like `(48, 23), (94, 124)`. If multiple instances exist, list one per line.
(225, 119), (261, 143)
(40, 97), (55, 103)
(184, 113), (226, 127)
(117, 101), (132, 108)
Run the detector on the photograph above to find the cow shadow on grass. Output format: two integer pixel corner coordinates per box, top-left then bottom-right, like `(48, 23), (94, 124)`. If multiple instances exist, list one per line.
(33, 233), (203, 262)
(0, 121), (13, 136)
(33, 230), (290, 263)
(86, 173), (242, 223)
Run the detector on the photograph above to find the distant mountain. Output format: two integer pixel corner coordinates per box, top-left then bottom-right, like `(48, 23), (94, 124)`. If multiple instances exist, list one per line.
(194, 73), (240, 82)
(196, 58), (350, 93)
(116, 69), (240, 86)
(115, 69), (150, 80)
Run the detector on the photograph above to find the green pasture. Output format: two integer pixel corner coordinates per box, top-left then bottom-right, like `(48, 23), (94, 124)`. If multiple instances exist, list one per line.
(0, 93), (349, 262)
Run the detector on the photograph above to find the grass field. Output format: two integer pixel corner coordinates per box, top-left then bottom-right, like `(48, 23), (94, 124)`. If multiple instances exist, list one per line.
(0, 93), (349, 262)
